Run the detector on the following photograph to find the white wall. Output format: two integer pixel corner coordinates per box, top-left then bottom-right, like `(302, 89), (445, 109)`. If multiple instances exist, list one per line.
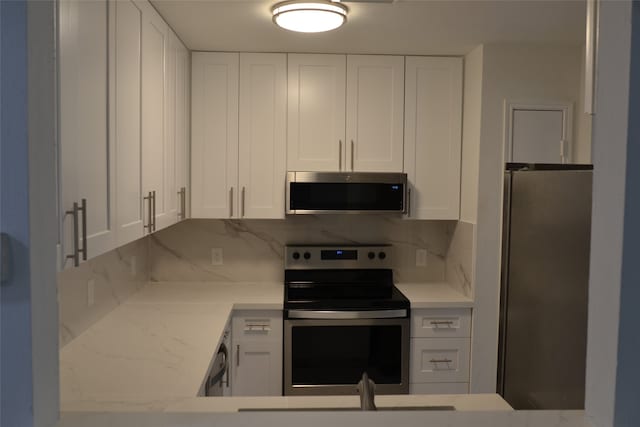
(575, 45), (593, 164)
(585, 2), (632, 426)
(470, 43), (587, 393)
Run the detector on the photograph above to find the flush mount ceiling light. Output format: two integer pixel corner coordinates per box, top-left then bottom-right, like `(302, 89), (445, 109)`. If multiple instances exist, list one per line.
(272, 0), (349, 33)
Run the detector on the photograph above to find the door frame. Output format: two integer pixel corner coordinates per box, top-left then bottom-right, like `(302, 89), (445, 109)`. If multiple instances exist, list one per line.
(503, 100), (574, 164)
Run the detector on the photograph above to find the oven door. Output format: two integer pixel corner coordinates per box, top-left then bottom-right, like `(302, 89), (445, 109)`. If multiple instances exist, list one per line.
(284, 313), (409, 395)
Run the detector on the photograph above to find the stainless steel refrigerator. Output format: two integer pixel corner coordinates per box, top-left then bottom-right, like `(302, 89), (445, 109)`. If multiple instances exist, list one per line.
(497, 163), (592, 410)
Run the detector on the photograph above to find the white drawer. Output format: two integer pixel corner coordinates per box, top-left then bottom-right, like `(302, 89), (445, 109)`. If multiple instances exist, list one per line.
(410, 382), (469, 395)
(411, 308), (471, 338)
(232, 310), (283, 344)
(410, 337), (470, 383)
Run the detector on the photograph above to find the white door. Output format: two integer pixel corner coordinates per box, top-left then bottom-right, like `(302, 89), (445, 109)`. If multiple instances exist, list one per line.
(141, 3), (170, 232)
(175, 36), (190, 220)
(232, 342), (282, 396)
(287, 54), (346, 172)
(59, 0), (114, 268)
(404, 57), (462, 220)
(238, 53), (287, 219)
(191, 52), (239, 218)
(507, 105), (572, 164)
(110, 0), (144, 247)
(346, 55), (404, 172)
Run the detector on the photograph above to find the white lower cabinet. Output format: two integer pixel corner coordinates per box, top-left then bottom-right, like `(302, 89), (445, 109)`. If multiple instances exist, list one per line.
(410, 308), (471, 394)
(231, 310), (283, 396)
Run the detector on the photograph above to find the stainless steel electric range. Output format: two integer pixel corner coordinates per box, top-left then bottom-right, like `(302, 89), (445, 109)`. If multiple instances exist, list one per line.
(283, 245), (410, 396)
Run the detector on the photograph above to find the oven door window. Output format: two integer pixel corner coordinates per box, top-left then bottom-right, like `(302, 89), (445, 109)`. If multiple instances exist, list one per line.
(291, 324), (402, 386)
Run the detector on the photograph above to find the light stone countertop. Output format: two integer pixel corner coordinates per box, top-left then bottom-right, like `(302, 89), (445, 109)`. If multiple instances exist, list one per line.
(60, 281), (486, 414)
(395, 282), (473, 308)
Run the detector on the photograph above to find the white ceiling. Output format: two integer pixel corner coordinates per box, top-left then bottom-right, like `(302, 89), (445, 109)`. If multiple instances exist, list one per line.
(151, 0), (586, 55)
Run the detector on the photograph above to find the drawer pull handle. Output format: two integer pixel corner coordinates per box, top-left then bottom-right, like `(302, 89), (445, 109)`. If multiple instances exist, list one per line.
(244, 325), (270, 332)
(430, 358), (453, 364)
(430, 320), (454, 326)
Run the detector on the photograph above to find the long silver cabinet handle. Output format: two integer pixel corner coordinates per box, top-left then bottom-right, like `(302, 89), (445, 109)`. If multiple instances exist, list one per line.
(79, 198), (87, 261)
(177, 187), (186, 220)
(65, 202), (80, 267)
(152, 191), (156, 232)
(430, 320), (454, 326)
(229, 187), (234, 217)
(182, 187), (186, 220)
(430, 358), (453, 364)
(339, 140), (343, 170)
(143, 192), (153, 233)
(407, 187), (411, 217)
(236, 344), (240, 367)
(351, 140), (355, 171)
(241, 187), (246, 218)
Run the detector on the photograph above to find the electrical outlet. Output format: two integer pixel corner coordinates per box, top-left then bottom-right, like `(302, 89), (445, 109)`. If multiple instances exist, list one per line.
(130, 255), (137, 277)
(416, 249), (428, 267)
(87, 279), (95, 307)
(211, 248), (223, 266)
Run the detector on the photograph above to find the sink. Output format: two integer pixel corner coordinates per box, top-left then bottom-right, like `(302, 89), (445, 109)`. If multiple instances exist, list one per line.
(238, 405), (455, 412)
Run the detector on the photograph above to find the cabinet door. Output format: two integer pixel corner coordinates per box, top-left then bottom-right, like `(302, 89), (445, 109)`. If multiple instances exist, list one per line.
(110, 0), (144, 247)
(59, 0), (114, 268)
(404, 57), (462, 220)
(141, 3), (172, 232)
(346, 55), (404, 172)
(287, 54), (346, 172)
(175, 37), (190, 220)
(232, 341), (282, 396)
(191, 52), (239, 218)
(238, 53), (287, 219)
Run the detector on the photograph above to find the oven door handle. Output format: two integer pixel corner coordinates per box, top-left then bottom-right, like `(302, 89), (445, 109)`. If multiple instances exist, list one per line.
(288, 309), (407, 320)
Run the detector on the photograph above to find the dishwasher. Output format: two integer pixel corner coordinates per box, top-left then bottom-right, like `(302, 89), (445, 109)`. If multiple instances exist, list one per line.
(203, 327), (231, 396)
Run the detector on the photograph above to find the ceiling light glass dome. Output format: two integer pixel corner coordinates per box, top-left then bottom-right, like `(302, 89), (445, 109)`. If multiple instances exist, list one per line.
(272, 0), (348, 33)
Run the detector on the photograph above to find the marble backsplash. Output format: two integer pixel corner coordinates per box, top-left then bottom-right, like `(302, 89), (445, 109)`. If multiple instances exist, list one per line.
(149, 217), (458, 284)
(444, 221), (475, 298)
(58, 217), (475, 347)
(58, 237), (149, 347)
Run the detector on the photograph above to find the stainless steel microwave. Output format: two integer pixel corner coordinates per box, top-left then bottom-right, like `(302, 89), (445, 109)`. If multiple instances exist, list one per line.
(285, 171), (408, 215)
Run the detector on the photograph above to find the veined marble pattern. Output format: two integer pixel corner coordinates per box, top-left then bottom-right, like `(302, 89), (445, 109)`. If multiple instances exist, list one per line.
(445, 221), (475, 298)
(58, 237), (149, 347)
(149, 217), (456, 283)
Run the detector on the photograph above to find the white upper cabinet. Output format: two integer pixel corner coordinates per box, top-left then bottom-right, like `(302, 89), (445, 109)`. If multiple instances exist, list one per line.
(238, 53), (287, 219)
(191, 52), (287, 219)
(346, 55), (404, 172)
(191, 52), (239, 218)
(287, 54), (404, 173)
(404, 57), (462, 220)
(110, 0), (144, 247)
(59, 0), (114, 268)
(287, 54), (346, 172)
(175, 36), (190, 220)
(141, 2), (177, 232)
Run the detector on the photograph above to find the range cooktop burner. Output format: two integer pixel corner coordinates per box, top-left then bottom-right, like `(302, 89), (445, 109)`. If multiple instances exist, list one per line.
(283, 245), (410, 314)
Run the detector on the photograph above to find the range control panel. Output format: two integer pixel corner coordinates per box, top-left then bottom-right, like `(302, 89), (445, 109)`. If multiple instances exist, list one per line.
(285, 245), (392, 270)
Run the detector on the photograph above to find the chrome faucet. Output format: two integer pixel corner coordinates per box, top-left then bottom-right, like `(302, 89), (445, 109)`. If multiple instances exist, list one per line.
(357, 372), (377, 411)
